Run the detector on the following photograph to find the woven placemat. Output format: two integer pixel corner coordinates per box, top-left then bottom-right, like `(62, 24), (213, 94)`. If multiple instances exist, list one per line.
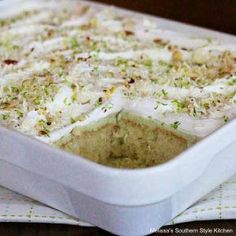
(0, 174), (236, 226)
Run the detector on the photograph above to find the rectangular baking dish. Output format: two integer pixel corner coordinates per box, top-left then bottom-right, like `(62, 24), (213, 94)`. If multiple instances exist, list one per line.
(0, 1), (236, 235)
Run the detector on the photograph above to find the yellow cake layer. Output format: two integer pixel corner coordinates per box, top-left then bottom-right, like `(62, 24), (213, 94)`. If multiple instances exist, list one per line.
(55, 112), (197, 168)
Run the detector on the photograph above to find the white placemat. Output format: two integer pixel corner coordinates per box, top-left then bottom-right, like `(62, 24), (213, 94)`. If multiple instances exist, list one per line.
(0, 174), (236, 226)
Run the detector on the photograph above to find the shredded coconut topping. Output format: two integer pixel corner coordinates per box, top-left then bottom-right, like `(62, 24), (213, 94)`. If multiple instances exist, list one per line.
(0, 0), (235, 141)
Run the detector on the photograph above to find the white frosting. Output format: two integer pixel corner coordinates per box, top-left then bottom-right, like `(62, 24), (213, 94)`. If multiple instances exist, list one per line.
(1, 25), (48, 36)
(0, 0), (235, 144)
(20, 111), (46, 136)
(121, 97), (225, 138)
(45, 85), (73, 113)
(62, 17), (89, 28)
(28, 37), (66, 54)
(75, 49), (189, 62)
(135, 29), (210, 49)
(0, 61), (50, 85)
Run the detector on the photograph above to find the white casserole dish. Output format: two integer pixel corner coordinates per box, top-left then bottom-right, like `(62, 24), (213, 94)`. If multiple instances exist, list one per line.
(0, 1), (236, 235)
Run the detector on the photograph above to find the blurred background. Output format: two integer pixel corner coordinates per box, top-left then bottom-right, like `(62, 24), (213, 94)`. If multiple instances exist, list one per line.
(93, 0), (236, 35)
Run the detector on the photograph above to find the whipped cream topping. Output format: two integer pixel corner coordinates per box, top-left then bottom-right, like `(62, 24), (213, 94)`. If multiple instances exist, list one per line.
(0, 0), (235, 143)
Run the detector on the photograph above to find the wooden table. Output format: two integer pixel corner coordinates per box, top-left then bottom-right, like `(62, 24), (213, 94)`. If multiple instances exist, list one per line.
(1, 220), (236, 235)
(1, 0), (236, 235)
(93, 0), (236, 35)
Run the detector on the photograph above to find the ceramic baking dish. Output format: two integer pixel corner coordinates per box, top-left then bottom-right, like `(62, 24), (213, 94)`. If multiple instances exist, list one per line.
(0, 1), (236, 235)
